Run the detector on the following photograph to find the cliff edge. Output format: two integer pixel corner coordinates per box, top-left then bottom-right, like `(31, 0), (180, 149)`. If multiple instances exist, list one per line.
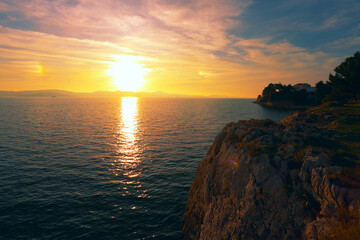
(182, 103), (360, 239)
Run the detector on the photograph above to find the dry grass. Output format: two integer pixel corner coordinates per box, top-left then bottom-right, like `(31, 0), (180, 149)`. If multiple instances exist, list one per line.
(293, 149), (306, 163)
(310, 102), (360, 188)
(326, 203), (360, 240)
(328, 164), (360, 188)
(287, 149), (306, 170)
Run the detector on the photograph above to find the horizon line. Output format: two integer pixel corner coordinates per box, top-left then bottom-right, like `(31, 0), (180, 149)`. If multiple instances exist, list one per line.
(0, 89), (256, 99)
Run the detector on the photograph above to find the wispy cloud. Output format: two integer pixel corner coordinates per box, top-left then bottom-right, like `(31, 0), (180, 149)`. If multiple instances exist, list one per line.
(355, 23), (360, 36)
(0, 0), (357, 97)
(320, 13), (347, 30)
(319, 35), (360, 54)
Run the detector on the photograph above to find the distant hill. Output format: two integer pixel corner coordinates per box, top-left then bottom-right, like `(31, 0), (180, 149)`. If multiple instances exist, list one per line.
(0, 90), (76, 98)
(0, 90), (223, 98)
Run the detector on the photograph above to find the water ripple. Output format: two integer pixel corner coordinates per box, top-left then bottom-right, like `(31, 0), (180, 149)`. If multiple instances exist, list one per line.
(0, 97), (293, 239)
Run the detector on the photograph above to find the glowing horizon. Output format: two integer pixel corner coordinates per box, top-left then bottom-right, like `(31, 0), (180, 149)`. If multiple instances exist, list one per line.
(0, 0), (359, 98)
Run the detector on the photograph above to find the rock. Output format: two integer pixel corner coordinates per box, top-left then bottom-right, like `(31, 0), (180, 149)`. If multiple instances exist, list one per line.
(182, 112), (360, 240)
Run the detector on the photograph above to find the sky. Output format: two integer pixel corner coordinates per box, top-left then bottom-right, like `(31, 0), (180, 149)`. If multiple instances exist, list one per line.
(0, 0), (359, 98)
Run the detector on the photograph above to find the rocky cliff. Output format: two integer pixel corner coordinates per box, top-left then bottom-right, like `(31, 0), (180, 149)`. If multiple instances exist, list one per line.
(182, 106), (360, 240)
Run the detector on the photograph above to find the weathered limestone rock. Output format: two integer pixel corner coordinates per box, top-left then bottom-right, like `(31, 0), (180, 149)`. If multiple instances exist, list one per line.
(182, 112), (360, 240)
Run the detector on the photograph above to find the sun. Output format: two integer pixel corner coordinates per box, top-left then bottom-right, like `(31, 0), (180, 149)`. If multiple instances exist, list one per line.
(107, 55), (148, 92)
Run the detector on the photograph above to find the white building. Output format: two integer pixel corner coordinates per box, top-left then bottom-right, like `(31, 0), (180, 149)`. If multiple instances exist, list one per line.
(293, 83), (316, 93)
(293, 83), (311, 91)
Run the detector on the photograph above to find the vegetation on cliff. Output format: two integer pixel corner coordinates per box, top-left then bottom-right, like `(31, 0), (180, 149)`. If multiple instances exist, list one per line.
(328, 51), (360, 101)
(256, 83), (316, 108)
(309, 102), (360, 188)
(256, 51), (360, 108)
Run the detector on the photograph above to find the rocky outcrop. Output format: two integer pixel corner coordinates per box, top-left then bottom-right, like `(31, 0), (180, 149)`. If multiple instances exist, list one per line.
(182, 111), (360, 239)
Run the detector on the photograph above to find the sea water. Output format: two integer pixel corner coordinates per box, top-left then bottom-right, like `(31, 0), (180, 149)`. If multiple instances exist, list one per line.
(0, 98), (294, 239)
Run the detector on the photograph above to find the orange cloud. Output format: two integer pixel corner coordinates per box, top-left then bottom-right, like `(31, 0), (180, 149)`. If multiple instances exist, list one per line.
(0, 0), (340, 97)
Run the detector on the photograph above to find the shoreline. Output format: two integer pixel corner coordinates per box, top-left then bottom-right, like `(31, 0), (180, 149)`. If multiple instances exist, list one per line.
(253, 100), (314, 110)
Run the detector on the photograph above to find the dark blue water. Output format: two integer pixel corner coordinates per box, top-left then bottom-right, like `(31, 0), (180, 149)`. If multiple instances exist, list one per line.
(0, 98), (294, 239)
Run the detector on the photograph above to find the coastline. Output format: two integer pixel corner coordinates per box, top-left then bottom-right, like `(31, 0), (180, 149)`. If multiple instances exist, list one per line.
(253, 100), (313, 110)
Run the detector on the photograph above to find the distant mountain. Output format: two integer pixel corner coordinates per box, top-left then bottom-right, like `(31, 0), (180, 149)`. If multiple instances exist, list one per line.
(0, 90), (226, 98)
(0, 90), (76, 98)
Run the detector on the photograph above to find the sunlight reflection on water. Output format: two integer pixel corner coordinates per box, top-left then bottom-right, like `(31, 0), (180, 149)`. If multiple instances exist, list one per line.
(113, 97), (140, 177)
(120, 97), (138, 145)
(0, 98), (296, 239)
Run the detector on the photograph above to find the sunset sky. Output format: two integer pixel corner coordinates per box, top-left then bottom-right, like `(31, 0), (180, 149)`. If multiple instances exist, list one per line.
(0, 0), (360, 97)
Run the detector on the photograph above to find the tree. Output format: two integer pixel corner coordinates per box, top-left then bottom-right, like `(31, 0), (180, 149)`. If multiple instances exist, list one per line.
(328, 51), (360, 101)
(261, 83), (276, 102)
(315, 80), (331, 103)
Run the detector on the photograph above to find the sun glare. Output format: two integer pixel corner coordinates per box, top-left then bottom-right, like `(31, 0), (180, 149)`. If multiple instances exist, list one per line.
(107, 55), (148, 92)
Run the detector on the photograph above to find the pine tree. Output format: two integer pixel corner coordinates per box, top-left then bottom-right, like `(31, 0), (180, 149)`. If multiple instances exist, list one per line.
(328, 51), (360, 101)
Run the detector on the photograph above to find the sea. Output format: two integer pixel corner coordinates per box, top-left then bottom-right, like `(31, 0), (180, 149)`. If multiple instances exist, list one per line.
(0, 98), (294, 239)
